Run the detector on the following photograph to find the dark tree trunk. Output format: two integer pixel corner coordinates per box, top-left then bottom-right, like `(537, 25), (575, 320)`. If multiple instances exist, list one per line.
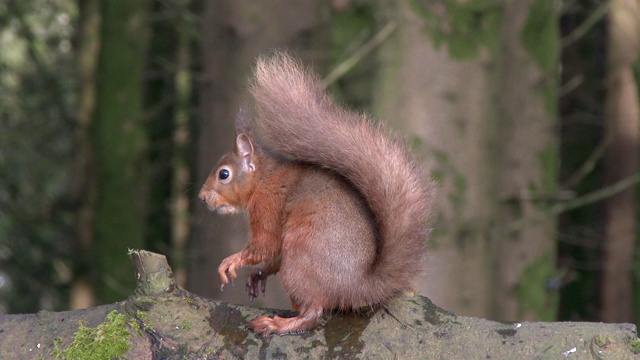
(93, 0), (150, 304)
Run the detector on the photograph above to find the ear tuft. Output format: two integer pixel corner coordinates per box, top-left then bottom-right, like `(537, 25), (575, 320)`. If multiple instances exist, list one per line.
(235, 105), (253, 136)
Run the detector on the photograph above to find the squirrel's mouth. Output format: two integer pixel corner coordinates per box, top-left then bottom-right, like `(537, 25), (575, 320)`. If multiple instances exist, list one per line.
(215, 205), (238, 215)
(200, 190), (238, 215)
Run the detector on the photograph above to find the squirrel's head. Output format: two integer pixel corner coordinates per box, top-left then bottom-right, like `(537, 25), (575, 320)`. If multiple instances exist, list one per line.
(199, 108), (258, 215)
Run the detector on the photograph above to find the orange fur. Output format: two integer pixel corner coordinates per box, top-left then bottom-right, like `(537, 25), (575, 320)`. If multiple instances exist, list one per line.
(199, 53), (435, 335)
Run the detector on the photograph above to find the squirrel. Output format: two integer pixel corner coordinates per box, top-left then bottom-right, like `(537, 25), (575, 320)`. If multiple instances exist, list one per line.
(198, 53), (435, 335)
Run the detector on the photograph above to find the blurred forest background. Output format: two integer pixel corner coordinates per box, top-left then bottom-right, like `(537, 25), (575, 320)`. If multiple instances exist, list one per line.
(1, 0), (639, 328)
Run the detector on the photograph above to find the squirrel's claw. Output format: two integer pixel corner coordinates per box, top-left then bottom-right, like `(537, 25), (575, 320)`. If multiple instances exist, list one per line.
(218, 252), (243, 287)
(246, 269), (268, 300)
(250, 316), (279, 335)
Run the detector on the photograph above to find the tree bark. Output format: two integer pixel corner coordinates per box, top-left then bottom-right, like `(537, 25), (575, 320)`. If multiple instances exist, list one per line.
(190, 0), (330, 309)
(601, 0), (640, 323)
(493, 0), (560, 322)
(375, 0), (492, 318)
(0, 250), (637, 359)
(374, 0), (559, 321)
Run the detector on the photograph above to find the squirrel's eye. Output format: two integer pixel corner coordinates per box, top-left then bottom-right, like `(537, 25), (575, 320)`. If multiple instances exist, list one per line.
(218, 168), (230, 181)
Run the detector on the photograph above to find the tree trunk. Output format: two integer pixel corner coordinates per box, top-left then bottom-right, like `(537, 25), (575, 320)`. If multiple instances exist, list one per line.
(144, 0), (178, 280)
(1, 251), (637, 359)
(189, 0), (330, 309)
(71, 0), (101, 310)
(169, 0), (195, 287)
(375, 0), (493, 317)
(375, 0), (559, 321)
(493, 0), (560, 322)
(93, 0), (150, 304)
(142, 0), (197, 288)
(601, 0), (640, 323)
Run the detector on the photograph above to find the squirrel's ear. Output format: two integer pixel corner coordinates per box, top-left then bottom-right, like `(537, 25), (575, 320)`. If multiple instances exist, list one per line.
(236, 133), (256, 172)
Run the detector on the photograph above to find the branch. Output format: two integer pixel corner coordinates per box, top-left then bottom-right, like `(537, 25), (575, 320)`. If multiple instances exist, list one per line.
(561, 131), (612, 189)
(0, 250), (637, 359)
(321, 21), (397, 89)
(506, 172), (640, 234)
(562, 1), (611, 48)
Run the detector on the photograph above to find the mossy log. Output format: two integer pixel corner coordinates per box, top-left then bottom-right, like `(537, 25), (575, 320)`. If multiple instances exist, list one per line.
(0, 250), (637, 359)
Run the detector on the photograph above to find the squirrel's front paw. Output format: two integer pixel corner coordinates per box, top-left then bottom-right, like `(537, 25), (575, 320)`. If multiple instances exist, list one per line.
(246, 268), (268, 300)
(218, 253), (244, 287)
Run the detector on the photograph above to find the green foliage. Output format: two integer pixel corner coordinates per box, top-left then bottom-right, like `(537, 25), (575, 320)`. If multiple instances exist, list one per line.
(430, 149), (467, 218)
(629, 339), (640, 354)
(411, 0), (503, 59)
(0, 0), (77, 314)
(537, 146), (559, 197)
(521, 0), (560, 75)
(329, 3), (376, 108)
(52, 310), (132, 360)
(0, 0), (197, 313)
(516, 252), (559, 321)
(522, 0), (560, 121)
(426, 148), (471, 249)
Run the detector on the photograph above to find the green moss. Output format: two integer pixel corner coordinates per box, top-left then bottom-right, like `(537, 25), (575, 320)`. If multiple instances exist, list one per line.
(136, 309), (148, 321)
(135, 309), (154, 332)
(51, 338), (63, 358)
(630, 339), (640, 354)
(52, 310), (132, 360)
(138, 296), (159, 304)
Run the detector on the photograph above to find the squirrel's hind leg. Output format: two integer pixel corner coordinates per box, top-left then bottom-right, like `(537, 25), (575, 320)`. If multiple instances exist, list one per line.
(250, 304), (323, 335)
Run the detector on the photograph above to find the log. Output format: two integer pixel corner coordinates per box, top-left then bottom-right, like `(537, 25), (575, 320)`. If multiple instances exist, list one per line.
(0, 250), (637, 359)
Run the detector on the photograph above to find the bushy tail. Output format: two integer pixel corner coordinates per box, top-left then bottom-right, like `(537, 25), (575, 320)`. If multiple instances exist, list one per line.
(251, 53), (435, 303)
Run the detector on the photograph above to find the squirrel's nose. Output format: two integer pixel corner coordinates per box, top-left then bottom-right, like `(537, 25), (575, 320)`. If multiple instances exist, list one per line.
(198, 190), (207, 203)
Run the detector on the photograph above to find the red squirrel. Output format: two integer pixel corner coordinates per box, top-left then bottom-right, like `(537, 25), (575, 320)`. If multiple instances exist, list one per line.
(198, 53), (435, 335)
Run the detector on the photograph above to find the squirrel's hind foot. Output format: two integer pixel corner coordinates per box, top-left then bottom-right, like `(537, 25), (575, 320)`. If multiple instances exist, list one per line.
(250, 305), (323, 335)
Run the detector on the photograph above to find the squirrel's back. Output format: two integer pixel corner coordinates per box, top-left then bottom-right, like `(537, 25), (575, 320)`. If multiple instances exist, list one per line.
(251, 53), (435, 306)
